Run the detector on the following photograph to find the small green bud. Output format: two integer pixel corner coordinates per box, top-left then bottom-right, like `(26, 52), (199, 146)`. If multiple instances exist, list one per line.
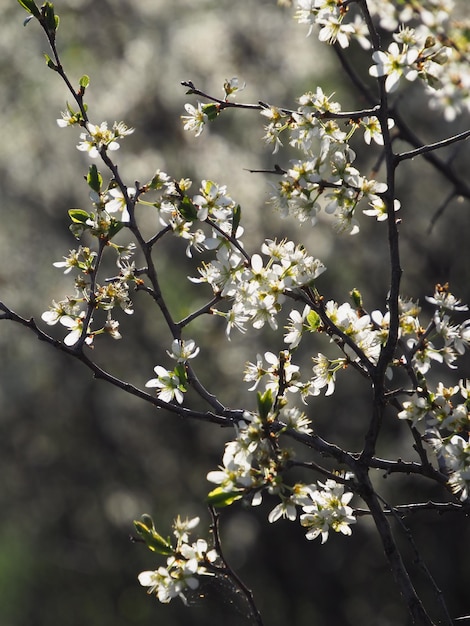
(350, 288), (363, 309)
(306, 310), (321, 332)
(44, 53), (57, 71)
(424, 36), (435, 49)
(79, 75), (90, 89)
(41, 2), (59, 35)
(257, 388), (274, 422)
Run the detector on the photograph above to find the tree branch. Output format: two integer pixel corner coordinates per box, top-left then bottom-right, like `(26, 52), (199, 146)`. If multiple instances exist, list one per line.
(0, 302), (242, 426)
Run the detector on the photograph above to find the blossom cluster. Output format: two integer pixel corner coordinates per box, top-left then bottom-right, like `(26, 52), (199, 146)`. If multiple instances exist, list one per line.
(400, 377), (470, 501)
(366, 0), (470, 118)
(206, 408), (356, 543)
(181, 83), (397, 235)
(294, 0), (468, 119)
(145, 339), (199, 404)
(243, 348), (345, 403)
(263, 87), (399, 235)
(294, 0), (369, 48)
(193, 238), (326, 336)
(394, 288), (470, 500)
(369, 29), (451, 94)
(285, 299), (386, 360)
(151, 176), (239, 257)
(137, 516), (218, 605)
(280, 285), (469, 391)
(234, 283), (470, 503)
(180, 1), (470, 238)
(41, 117), (142, 346)
(299, 479), (356, 543)
(24, 0), (470, 614)
(57, 112), (135, 158)
(41, 243), (136, 346)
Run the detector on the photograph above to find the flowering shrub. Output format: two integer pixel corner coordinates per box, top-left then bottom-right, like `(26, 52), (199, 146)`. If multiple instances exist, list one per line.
(2, 1), (470, 625)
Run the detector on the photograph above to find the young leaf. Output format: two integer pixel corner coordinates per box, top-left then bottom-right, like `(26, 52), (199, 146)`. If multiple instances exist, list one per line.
(257, 388), (274, 422)
(16, 0), (41, 18)
(42, 2), (59, 34)
(207, 487), (243, 508)
(68, 209), (91, 225)
(202, 103), (220, 122)
(43, 53), (57, 71)
(79, 75), (90, 89)
(140, 514), (154, 530)
(231, 204), (241, 237)
(350, 288), (363, 310)
(107, 220), (124, 240)
(87, 164), (102, 193)
(178, 195), (198, 222)
(148, 171), (167, 190)
(306, 310), (321, 332)
(174, 363), (188, 386)
(133, 520), (174, 556)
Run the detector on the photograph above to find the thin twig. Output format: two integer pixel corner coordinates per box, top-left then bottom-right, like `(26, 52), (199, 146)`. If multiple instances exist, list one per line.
(208, 506), (265, 626)
(355, 467), (436, 626)
(427, 190), (456, 234)
(376, 493), (454, 626)
(178, 295), (222, 328)
(396, 129), (470, 163)
(0, 302), (242, 426)
(354, 500), (468, 516)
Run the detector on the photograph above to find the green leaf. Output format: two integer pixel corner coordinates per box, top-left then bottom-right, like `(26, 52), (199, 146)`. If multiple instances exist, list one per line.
(43, 53), (57, 71)
(257, 388), (273, 422)
(69, 223), (85, 239)
(68, 208), (91, 225)
(107, 220), (124, 240)
(231, 204), (241, 237)
(42, 2), (59, 34)
(79, 75), (90, 89)
(178, 195), (198, 222)
(202, 103), (220, 122)
(17, 0), (41, 18)
(207, 487), (243, 508)
(140, 514), (154, 530)
(306, 310), (321, 332)
(133, 520), (174, 556)
(86, 164), (102, 193)
(148, 171), (166, 190)
(174, 363), (188, 386)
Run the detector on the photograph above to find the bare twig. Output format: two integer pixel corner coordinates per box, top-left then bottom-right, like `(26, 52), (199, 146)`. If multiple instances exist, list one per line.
(356, 467), (436, 626)
(376, 493), (453, 626)
(208, 506), (265, 626)
(396, 129), (470, 163)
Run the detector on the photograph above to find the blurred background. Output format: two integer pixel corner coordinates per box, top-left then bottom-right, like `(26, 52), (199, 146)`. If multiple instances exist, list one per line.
(1, 1), (470, 625)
